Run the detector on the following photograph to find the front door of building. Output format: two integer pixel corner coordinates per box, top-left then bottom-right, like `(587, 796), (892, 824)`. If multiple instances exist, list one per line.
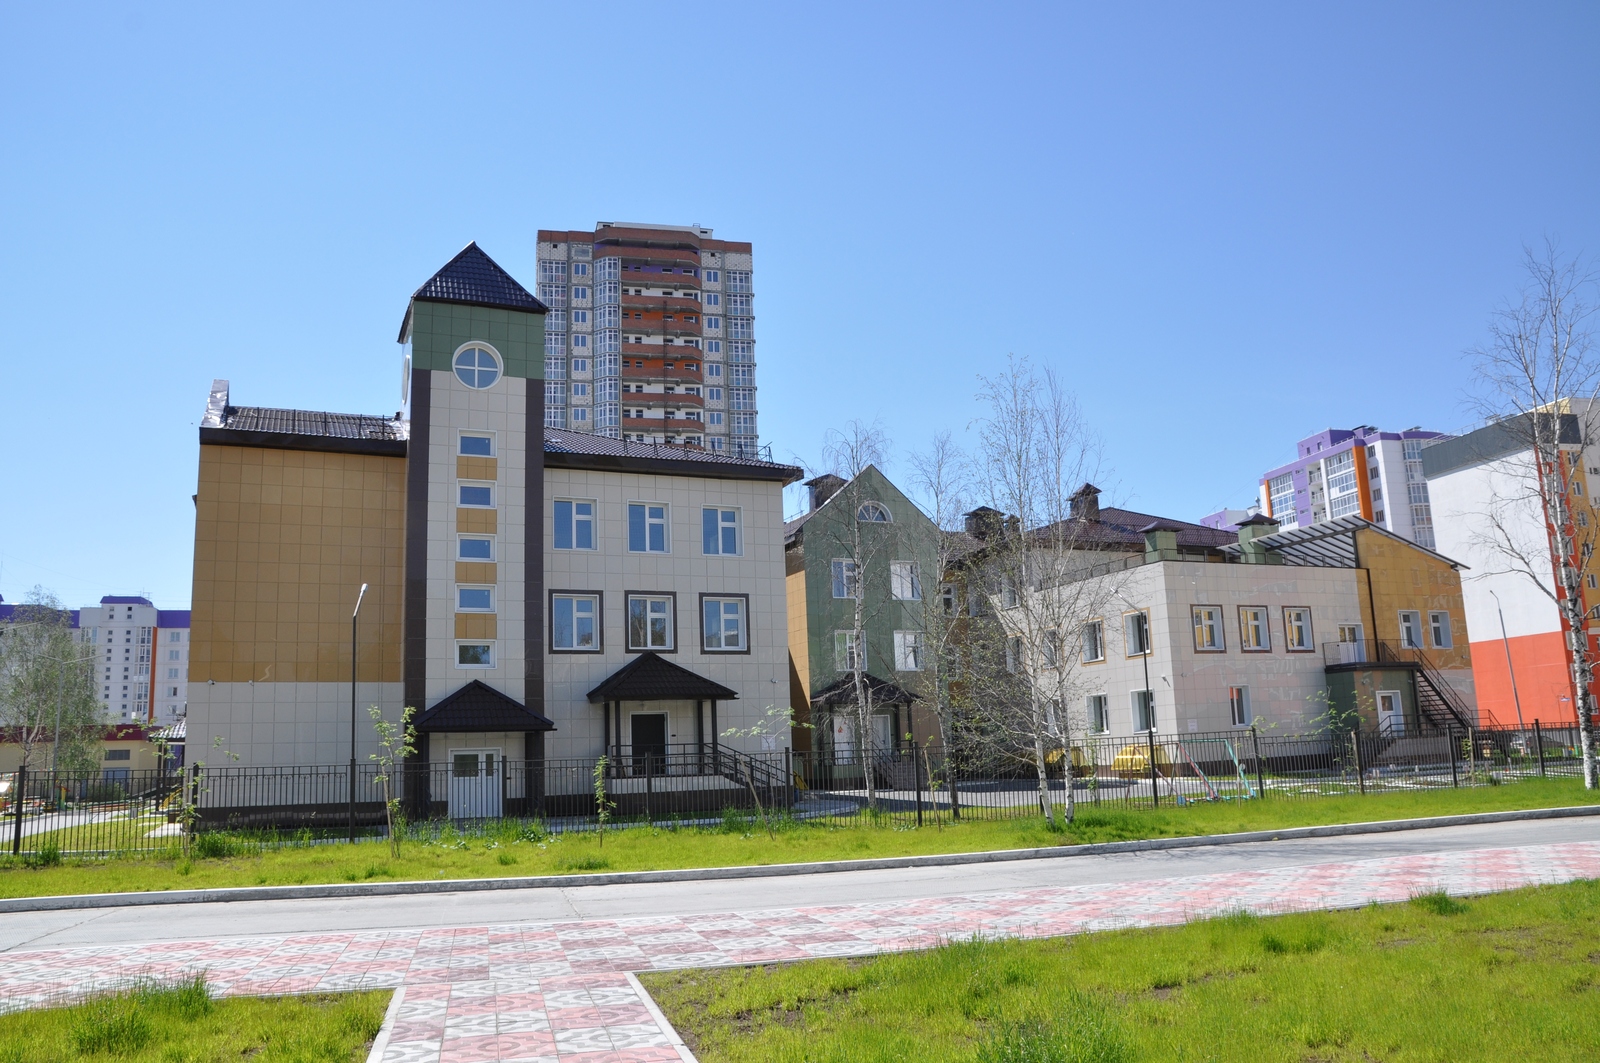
(631, 712), (668, 776)
(448, 748), (502, 819)
(1377, 691), (1404, 736)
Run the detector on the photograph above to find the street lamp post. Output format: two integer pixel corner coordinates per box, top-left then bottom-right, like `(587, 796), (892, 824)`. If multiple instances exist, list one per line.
(350, 583), (368, 843)
(1117, 595), (1154, 729)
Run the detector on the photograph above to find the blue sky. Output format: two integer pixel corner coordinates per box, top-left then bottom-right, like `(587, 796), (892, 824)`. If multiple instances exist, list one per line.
(1, 3), (1596, 610)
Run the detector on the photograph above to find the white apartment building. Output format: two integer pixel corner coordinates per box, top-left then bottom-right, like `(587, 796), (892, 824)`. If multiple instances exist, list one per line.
(534, 222), (759, 457)
(76, 596), (190, 725)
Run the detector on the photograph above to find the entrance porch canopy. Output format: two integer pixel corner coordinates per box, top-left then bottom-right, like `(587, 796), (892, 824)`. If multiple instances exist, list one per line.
(413, 680), (556, 733)
(586, 653), (739, 755)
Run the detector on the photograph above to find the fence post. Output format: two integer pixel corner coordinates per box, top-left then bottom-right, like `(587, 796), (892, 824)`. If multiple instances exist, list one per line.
(10, 764), (23, 855)
(1535, 719), (1547, 777)
(1447, 726), (1459, 788)
(644, 749), (654, 823)
(1351, 730), (1365, 796)
(913, 742), (924, 828)
(1147, 727), (1160, 807)
(1468, 727), (1477, 781)
(785, 747), (794, 811)
(1251, 725), (1266, 798)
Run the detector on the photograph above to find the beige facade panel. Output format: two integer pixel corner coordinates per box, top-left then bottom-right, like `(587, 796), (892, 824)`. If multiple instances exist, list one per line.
(455, 612), (498, 639)
(191, 444), (405, 685)
(456, 562), (498, 584)
(457, 508), (497, 534)
(457, 456), (498, 481)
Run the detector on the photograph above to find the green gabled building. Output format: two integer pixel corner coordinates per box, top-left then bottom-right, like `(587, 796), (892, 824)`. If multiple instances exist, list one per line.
(784, 466), (942, 756)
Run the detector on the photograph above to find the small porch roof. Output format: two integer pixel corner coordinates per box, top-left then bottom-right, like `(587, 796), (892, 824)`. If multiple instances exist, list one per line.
(413, 680), (556, 733)
(810, 673), (920, 709)
(586, 653), (740, 703)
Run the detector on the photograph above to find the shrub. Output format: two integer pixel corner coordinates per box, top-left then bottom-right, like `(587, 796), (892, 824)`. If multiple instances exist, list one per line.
(192, 833), (238, 860)
(26, 841), (61, 869)
(1411, 889), (1469, 916)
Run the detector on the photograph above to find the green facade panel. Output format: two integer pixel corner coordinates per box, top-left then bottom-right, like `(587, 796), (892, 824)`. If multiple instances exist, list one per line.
(409, 301), (544, 380)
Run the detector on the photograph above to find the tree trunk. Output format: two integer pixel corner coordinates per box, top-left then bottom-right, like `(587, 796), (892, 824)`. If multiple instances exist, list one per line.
(1030, 691), (1055, 827)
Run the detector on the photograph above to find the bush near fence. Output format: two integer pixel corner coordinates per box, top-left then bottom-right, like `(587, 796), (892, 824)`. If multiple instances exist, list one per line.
(0, 725), (1587, 856)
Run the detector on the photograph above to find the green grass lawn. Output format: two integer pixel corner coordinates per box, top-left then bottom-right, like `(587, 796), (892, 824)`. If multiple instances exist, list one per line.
(642, 879), (1600, 1062)
(0, 976), (387, 1063)
(0, 777), (1594, 900)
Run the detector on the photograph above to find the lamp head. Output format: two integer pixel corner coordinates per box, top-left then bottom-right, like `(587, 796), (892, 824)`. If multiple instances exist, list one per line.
(353, 583), (369, 618)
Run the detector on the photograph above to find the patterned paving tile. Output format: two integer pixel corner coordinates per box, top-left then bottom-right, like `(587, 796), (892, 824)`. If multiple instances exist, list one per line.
(0, 840), (1595, 1061)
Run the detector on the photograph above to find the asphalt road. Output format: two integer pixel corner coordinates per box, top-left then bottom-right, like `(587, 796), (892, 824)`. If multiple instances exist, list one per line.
(3, 817), (1595, 955)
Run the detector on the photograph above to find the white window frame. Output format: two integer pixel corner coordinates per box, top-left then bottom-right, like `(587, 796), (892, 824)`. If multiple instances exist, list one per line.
(628, 502), (670, 553)
(1229, 686), (1252, 727)
(857, 501), (892, 523)
(890, 561), (922, 601)
(1428, 611), (1453, 649)
(1086, 694), (1109, 734)
(458, 482), (494, 508)
(456, 642), (494, 669)
(456, 586), (494, 612)
(1192, 605), (1224, 652)
(702, 507), (742, 556)
(1239, 606), (1271, 652)
(1284, 607), (1313, 652)
(1131, 689), (1155, 733)
(553, 499), (597, 551)
(893, 630), (924, 671)
(834, 631), (863, 672)
(701, 596), (747, 652)
(1398, 610), (1423, 649)
(458, 431), (495, 457)
(627, 594), (675, 651)
(831, 559), (860, 599)
(457, 536), (494, 562)
(1082, 619), (1105, 663)
(551, 593), (601, 652)
(1124, 610), (1151, 657)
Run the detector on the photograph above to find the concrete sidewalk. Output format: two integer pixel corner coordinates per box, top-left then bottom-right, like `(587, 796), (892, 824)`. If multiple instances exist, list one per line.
(2, 838), (1597, 1062)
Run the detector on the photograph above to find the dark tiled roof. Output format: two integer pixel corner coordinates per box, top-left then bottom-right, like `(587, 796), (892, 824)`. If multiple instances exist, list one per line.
(414, 680), (556, 733)
(1034, 507), (1238, 551)
(586, 653), (740, 703)
(412, 242), (547, 315)
(545, 429), (803, 483)
(810, 673), (920, 708)
(220, 406), (407, 441)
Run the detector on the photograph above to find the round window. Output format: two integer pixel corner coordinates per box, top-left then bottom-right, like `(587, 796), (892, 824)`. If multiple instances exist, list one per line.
(454, 345), (502, 389)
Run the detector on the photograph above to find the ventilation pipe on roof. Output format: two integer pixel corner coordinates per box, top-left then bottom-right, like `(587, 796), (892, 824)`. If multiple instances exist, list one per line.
(1235, 513), (1283, 565)
(1140, 522), (1179, 563)
(804, 474), (847, 512)
(1070, 483), (1101, 522)
(202, 380), (230, 428)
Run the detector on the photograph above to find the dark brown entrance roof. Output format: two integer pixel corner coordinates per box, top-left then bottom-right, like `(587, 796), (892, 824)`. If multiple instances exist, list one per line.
(810, 674), (920, 708)
(586, 653), (739, 703)
(413, 680), (556, 733)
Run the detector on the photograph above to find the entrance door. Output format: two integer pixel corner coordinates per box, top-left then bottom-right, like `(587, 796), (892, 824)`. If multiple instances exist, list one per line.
(831, 716), (857, 764)
(448, 748), (503, 819)
(1376, 691), (1404, 736)
(870, 714), (893, 755)
(631, 713), (668, 776)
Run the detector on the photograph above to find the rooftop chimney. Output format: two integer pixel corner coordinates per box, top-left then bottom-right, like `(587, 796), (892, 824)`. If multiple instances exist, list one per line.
(804, 474), (847, 512)
(964, 506), (1004, 540)
(1069, 482), (1101, 522)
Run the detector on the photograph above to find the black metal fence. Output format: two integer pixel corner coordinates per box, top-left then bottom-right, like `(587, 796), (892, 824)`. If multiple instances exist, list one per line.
(1, 724), (1590, 856)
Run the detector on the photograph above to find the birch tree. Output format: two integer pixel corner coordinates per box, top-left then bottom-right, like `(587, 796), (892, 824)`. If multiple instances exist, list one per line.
(1469, 241), (1599, 788)
(0, 588), (103, 776)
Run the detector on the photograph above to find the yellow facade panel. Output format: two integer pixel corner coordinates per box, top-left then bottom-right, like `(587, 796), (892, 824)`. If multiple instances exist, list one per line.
(457, 508), (497, 534)
(457, 456), (498, 481)
(455, 613), (498, 639)
(456, 562), (498, 584)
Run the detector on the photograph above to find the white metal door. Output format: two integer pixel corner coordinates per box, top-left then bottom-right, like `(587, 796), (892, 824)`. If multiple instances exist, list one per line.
(831, 717), (857, 763)
(870, 714), (893, 754)
(1377, 691), (1404, 736)
(447, 748), (503, 819)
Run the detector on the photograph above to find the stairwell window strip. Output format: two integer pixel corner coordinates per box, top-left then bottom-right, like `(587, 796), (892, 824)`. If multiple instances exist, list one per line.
(1284, 607), (1313, 652)
(459, 483), (493, 508)
(1239, 606), (1270, 652)
(1192, 605), (1224, 652)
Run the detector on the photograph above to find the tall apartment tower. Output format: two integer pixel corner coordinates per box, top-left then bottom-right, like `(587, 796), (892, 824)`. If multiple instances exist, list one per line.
(1257, 427), (1450, 548)
(534, 222), (758, 456)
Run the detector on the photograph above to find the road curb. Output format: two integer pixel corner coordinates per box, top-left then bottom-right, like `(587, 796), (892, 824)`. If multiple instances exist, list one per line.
(3, 803), (1598, 915)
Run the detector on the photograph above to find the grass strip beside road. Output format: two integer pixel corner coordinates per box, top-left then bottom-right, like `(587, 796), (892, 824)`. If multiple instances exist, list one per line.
(0, 777), (1595, 900)
(0, 975), (387, 1063)
(642, 879), (1600, 1062)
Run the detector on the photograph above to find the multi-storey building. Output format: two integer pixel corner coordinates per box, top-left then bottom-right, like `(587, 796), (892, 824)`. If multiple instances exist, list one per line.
(534, 222), (758, 457)
(187, 243), (801, 820)
(1226, 427), (1451, 548)
(0, 595), (190, 725)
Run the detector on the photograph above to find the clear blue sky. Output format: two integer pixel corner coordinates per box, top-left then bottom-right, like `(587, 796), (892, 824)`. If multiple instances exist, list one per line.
(2, 3), (1596, 610)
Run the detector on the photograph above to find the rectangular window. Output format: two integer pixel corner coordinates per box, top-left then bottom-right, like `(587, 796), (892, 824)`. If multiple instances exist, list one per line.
(702, 596), (748, 652)
(551, 593), (600, 651)
(1284, 607), (1313, 651)
(1398, 610), (1423, 649)
(1429, 611), (1453, 649)
(1229, 686), (1252, 727)
(1081, 620), (1105, 663)
(1239, 607), (1270, 651)
(554, 500), (596, 550)
(1041, 630), (1062, 668)
(458, 432), (494, 457)
(627, 594), (675, 651)
(702, 508), (741, 555)
(894, 631), (924, 671)
(571, 382), (589, 398)
(459, 483), (493, 508)
(1124, 610), (1150, 656)
(457, 587), (493, 612)
(1191, 605), (1224, 651)
(104, 748), (131, 762)
(941, 584), (957, 615)
(1086, 694), (1109, 734)
(831, 559), (860, 599)
(1131, 689), (1155, 732)
(834, 631), (863, 671)
(890, 561), (922, 601)
(628, 503), (669, 552)
(572, 407), (590, 423)
(168, 631), (181, 643)
(457, 643), (494, 668)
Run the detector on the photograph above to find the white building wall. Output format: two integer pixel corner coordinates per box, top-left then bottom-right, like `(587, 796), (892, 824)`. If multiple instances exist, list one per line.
(542, 466), (789, 760)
